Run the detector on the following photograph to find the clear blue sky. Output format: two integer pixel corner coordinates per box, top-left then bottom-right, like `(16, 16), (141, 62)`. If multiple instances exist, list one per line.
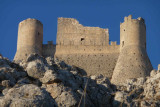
(0, 0), (160, 69)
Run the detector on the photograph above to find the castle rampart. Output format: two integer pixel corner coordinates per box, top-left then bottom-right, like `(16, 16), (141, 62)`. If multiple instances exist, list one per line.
(14, 15), (153, 83)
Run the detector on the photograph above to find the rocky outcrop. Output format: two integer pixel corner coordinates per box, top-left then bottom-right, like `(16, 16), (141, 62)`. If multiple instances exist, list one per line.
(0, 54), (159, 107)
(0, 84), (56, 107)
(113, 69), (160, 106)
(0, 54), (112, 107)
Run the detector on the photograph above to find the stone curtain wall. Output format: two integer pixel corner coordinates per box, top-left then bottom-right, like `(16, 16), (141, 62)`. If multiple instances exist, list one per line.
(55, 52), (119, 79)
(55, 45), (119, 54)
(55, 44), (120, 78)
(42, 41), (56, 57)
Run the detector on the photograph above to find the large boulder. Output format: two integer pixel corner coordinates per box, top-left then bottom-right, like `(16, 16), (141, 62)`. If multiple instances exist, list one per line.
(26, 61), (46, 79)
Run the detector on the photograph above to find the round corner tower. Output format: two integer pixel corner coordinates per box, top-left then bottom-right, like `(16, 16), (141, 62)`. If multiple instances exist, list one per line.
(120, 15), (146, 51)
(14, 18), (43, 62)
(111, 15), (153, 85)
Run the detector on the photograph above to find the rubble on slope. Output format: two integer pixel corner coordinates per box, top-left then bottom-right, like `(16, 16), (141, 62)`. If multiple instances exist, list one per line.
(0, 54), (160, 107)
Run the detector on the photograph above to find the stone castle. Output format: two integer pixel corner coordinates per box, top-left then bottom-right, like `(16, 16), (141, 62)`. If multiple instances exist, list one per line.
(14, 15), (153, 85)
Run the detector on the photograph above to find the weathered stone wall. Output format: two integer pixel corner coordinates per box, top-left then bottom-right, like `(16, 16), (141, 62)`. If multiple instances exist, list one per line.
(55, 18), (120, 78)
(55, 48), (119, 78)
(57, 18), (109, 46)
(14, 18), (43, 62)
(42, 41), (56, 57)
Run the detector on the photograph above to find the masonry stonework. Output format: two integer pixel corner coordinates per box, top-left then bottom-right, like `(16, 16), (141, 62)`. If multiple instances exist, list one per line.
(111, 15), (153, 85)
(14, 15), (153, 84)
(55, 17), (119, 78)
(14, 18), (43, 61)
(42, 41), (56, 57)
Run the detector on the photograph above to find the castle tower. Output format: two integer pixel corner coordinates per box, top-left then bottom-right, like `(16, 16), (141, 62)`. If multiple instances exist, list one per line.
(111, 15), (153, 85)
(14, 18), (43, 62)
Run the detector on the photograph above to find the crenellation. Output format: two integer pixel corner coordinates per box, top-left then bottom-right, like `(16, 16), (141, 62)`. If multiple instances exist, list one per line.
(110, 41), (117, 46)
(47, 41), (53, 45)
(124, 15), (132, 22)
(124, 15), (145, 26)
(42, 43), (56, 57)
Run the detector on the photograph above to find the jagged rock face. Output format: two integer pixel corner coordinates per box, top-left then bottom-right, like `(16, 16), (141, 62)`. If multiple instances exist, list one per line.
(0, 84), (56, 107)
(0, 54), (113, 107)
(0, 54), (160, 107)
(114, 70), (160, 106)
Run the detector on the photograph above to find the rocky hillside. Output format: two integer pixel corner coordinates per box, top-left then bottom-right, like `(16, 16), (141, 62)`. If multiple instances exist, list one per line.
(0, 54), (160, 107)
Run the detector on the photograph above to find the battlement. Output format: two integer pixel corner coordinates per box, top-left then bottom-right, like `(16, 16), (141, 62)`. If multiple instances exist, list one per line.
(47, 41), (53, 45)
(42, 41), (56, 57)
(110, 41), (117, 46)
(123, 15), (145, 25)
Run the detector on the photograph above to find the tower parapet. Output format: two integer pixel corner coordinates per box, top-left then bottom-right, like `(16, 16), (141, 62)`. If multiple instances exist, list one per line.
(14, 18), (43, 62)
(120, 15), (146, 51)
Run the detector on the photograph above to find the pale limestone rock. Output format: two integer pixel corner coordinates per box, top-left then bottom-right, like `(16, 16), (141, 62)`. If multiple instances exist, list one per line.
(150, 69), (157, 77)
(26, 61), (46, 79)
(40, 70), (61, 84)
(56, 91), (79, 107)
(44, 83), (62, 99)
(0, 84), (56, 107)
(2, 88), (9, 96)
(113, 91), (127, 106)
(1, 80), (11, 88)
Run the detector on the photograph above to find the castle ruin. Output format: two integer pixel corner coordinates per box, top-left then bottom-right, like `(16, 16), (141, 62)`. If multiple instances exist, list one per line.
(14, 15), (153, 85)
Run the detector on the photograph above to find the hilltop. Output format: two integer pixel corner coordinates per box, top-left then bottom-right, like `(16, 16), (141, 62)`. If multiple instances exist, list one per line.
(0, 54), (160, 107)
